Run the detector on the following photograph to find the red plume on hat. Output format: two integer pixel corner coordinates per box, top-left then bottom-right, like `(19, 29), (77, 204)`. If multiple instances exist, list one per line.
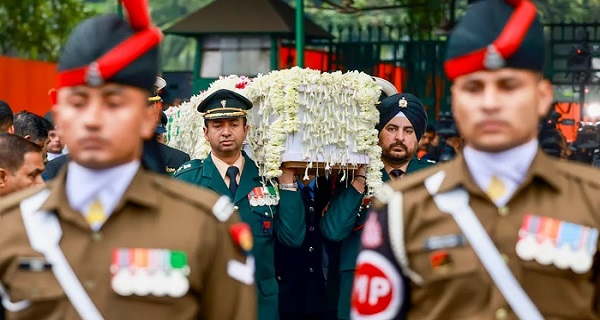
(58, 0), (162, 89)
(444, 0), (538, 80)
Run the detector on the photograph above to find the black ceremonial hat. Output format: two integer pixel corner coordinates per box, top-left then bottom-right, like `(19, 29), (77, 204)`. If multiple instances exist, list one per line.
(444, 0), (544, 80)
(57, 0), (162, 92)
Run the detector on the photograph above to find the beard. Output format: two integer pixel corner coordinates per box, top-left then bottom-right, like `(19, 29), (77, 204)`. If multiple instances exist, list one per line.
(381, 141), (415, 166)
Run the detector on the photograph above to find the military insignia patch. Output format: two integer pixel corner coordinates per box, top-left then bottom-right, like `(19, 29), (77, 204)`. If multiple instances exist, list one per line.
(352, 250), (403, 319)
(110, 248), (190, 298)
(398, 97), (408, 108)
(230, 222), (253, 255)
(516, 214), (598, 274)
(361, 212), (383, 249)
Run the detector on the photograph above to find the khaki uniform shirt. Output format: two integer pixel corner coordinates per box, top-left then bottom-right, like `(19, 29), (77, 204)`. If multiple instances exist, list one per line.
(0, 168), (256, 320)
(354, 150), (600, 320)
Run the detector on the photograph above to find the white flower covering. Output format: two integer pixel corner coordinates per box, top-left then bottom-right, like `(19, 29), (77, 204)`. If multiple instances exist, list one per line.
(166, 68), (384, 195)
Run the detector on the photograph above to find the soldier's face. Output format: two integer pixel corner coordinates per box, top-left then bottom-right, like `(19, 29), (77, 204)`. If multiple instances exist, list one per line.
(451, 69), (553, 152)
(47, 129), (64, 154)
(379, 116), (418, 166)
(0, 151), (44, 196)
(55, 84), (157, 169)
(204, 118), (248, 158)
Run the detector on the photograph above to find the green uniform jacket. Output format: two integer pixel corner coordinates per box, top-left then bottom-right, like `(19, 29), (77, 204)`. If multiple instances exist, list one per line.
(320, 156), (435, 319)
(174, 152), (306, 320)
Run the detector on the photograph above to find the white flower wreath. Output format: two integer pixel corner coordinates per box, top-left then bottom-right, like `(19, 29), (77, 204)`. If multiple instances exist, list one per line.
(166, 68), (384, 195)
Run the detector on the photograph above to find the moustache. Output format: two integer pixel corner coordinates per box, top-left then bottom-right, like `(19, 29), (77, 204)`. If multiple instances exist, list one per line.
(389, 142), (408, 151)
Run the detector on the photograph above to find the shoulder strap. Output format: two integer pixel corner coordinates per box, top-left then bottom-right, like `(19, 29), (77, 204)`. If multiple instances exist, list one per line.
(424, 171), (543, 320)
(20, 189), (104, 320)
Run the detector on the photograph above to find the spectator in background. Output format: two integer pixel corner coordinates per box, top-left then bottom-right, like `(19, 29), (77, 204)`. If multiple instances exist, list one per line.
(0, 100), (14, 134)
(44, 112), (67, 161)
(0, 133), (44, 197)
(417, 125), (437, 158)
(155, 110), (190, 175)
(13, 111), (52, 162)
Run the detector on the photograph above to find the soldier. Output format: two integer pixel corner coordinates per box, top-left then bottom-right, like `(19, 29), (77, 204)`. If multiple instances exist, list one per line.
(174, 89), (306, 320)
(154, 110), (190, 175)
(352, 0), (600, 319)
(0, 1), (256, 319)
(321, 93), (434, 319)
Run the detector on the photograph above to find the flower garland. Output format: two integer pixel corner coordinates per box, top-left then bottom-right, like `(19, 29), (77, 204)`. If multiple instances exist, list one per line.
(245, 67), (384, 195)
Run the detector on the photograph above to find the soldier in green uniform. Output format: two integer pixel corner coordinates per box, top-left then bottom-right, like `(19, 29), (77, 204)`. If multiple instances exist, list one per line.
(174, 89), (306, 320)
(320, 93), (434, 319)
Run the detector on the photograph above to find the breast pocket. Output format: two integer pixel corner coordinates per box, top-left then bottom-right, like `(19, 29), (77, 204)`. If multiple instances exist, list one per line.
(520, 260), (594, 318)
(409, 245), (490, 318)
(249, 205), (277, 237)
(4, 261), (66, 317)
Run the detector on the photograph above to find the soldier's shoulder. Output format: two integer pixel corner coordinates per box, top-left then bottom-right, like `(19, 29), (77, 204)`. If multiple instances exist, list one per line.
(552, 158), (600, 187)
(0, 185), (48, 215)
(394, 161), (449, 192)
(173, 159), (203, 178)
(150, 172), (236, 223)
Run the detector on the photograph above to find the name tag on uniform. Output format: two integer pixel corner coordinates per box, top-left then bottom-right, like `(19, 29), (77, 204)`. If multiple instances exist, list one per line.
(424, 234), (466, 251)
(248, 186), (279, 206)
(516, 215), (598, 274)
(110, 248), (190, 298)
(18, 257), (52, 272)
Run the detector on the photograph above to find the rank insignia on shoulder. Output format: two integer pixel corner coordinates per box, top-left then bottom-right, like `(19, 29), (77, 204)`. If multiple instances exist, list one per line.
(110, 248), (190, 298)
(230, 223), (253, 255)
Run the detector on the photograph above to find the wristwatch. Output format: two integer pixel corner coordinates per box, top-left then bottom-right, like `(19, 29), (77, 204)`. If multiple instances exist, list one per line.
(279, 182), (298, 191)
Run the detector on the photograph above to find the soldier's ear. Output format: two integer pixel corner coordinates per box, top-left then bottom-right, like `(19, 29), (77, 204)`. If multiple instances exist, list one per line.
(536, 79), (554, 119)
(0, 169), (8, 188)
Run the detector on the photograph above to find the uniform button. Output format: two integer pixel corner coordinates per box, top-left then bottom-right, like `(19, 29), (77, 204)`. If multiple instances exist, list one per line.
(92, 232), (103, 242)
(84, 280), (97, 290)
(501, 254), (509, 264)
(234, 206), (239, 211)
(308, 246), (315, 253)
(276, 276), (282, 281)
(309, 226), (315, 232)
(309, 207), (315, 212)
(495, 308), (508, 320)
(309, 268), (314, 273)
(498, 206), (509, 217)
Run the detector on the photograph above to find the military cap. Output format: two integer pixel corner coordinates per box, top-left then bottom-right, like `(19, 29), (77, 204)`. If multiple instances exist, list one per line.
(149, 77), (167, 103)
(444, 0), (544, 80)
(376, 93), (428, 142)
(197, 89), (253, 120)
(57, 0), (162, 92)
(373, 77), (398, 101)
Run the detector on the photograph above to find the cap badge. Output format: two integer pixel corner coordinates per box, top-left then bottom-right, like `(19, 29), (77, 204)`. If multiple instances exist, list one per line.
(221, 100), (227, 108)
(399, 97), (408, 108)
(85, 62), (104, 87)
(484, 44), (505, 70)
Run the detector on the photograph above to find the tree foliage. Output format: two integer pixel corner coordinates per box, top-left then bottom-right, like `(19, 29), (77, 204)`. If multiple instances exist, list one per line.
(0, 0), (95, 61)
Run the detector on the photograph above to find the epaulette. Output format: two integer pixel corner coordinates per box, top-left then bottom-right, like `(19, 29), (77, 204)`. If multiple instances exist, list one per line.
(151, 173), (235, 222)
(0, 185), (47, 215)
(552, 158), (600, 188)
(173, 159), (203, 177)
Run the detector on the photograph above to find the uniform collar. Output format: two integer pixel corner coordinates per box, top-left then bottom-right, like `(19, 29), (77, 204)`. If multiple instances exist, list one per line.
(40, 165), (159, 230)
(437, 147), (562, 196)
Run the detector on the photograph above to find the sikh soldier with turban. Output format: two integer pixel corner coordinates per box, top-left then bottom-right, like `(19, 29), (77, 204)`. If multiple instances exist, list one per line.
(0, 1), (256, 319)
(320, 92), (434, 319)
(352, 0), (600, 319)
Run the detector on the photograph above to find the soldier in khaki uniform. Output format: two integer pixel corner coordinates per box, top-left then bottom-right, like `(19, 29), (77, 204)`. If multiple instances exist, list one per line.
(352, 0), (600, 319)
(0, 1), (256, 319)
